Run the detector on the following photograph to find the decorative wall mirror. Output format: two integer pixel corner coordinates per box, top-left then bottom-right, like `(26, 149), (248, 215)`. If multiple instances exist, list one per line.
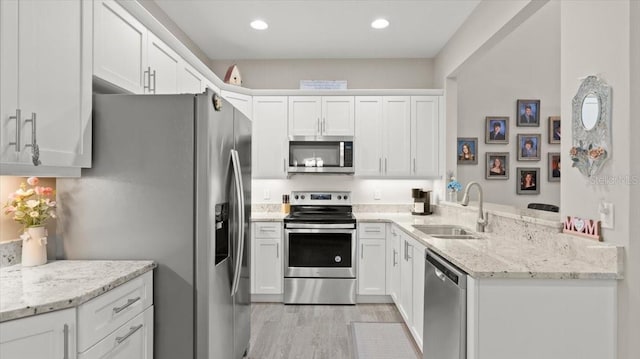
(570, 76), (612, 177)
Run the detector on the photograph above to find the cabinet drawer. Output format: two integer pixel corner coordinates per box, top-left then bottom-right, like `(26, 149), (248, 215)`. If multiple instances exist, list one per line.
(79, 306), (153, 359)
(77, 271), (153, 352)
(254, 222), (282, 239)
(358, 223), (386, 239)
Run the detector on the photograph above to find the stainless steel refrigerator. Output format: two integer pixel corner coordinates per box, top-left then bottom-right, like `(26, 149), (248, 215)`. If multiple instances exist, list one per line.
(57, 90), (251, 359)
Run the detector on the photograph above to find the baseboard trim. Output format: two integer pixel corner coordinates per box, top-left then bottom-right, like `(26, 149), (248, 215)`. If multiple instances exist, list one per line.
(251, 293), (283, 302)
(356, 294), (393, 304)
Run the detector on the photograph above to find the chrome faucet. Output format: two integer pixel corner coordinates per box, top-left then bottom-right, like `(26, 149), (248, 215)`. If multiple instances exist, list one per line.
(460, 181), (487, 232)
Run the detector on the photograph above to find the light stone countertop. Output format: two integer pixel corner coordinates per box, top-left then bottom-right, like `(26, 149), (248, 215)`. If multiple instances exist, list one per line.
(0, 260), (156, 322)
(356, 213), (622, 280)
(251, 212), (287, 221)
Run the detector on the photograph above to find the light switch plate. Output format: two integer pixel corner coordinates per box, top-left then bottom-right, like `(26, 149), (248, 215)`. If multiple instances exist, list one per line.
(373, 189), (381, 200)
(600, 202), (614, 229)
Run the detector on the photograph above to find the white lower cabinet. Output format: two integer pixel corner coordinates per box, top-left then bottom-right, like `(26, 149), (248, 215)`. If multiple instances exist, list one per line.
(251, 222), (283, 296)
(78, 306), (153, 359)
(398, 233), (414, 322)
(411, 243), (426, 350)
(357, 223), (387, 296)
(387, 225), (401, 302)
(0, 308), (76, 359)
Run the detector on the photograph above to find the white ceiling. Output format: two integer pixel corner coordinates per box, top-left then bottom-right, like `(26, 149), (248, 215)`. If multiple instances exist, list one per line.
(154, 0), (480, 60)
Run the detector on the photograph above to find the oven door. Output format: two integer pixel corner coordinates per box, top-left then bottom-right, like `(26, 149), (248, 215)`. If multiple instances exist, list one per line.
(284, 226), (356, 278)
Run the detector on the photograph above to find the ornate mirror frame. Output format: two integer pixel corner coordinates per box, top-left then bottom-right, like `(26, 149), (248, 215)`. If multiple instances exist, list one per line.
(570, 76), (612, 178)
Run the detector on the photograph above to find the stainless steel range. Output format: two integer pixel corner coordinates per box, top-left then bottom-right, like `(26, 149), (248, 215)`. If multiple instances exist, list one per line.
(284, 191), (356, 304)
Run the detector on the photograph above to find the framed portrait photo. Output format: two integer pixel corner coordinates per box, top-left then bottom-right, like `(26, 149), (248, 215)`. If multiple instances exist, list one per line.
(457, 137), (478, 165)
(486, 152), (509, 180)
(516, 99), (540, 127)
(485, 117), (509, 144)
(517, 167), (540, 195)
(548, 116), (561, 144)
(548, 152), (561, 182)
(517, 134), (541, 161)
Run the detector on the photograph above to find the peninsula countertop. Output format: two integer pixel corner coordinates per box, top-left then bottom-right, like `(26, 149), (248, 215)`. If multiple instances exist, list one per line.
(0, 260), (156, 322)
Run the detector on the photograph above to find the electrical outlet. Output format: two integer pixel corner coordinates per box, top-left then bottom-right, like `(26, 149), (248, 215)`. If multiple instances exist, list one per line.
(600, 202), (614, 229)
(263, 189), (270, 201)
(373, 189), (381, 200)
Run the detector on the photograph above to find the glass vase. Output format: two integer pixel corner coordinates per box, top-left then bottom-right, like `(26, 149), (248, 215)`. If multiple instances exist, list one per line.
(447, 190), (458, 203)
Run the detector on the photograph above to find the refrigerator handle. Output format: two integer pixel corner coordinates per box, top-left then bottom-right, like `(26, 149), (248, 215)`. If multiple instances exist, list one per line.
(230, 149), (245, 296)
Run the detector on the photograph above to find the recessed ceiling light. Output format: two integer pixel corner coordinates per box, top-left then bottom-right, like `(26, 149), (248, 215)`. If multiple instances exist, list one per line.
(371, 18), (389, 30)
(250, 20), (268, 30)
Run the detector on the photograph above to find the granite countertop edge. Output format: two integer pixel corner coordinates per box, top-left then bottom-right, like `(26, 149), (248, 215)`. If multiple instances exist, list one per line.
(0, 260), (156, 323)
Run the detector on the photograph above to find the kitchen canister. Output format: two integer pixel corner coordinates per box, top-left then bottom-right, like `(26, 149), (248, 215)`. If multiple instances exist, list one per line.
(21, 226), (48, 267)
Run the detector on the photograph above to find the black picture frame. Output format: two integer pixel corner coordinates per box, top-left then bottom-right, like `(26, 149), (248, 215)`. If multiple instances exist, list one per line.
(549, 116), (561, 144)
(548, 152), (561, 182)
(486, 152), (509, 180)
(517, 99), (540, 127)
(485, 117), (509, 144)
(517, 167), (540, 194)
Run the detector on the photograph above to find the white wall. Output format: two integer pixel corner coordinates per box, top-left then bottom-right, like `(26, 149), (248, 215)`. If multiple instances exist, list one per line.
(210, 58), (434, 89)
(455, 1), (560, 208)
(252, 177), (434, 205)
(560, 1), (637, 358)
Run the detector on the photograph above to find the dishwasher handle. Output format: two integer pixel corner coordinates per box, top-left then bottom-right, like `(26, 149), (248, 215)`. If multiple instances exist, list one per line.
(426, 249), (467, 289)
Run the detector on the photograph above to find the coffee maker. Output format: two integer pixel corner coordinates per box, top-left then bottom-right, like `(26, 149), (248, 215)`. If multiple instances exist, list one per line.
(411, 188), (432, 215)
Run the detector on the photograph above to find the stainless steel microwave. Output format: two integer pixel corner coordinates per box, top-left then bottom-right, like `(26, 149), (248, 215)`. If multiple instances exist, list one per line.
(288, 137), (354, 174)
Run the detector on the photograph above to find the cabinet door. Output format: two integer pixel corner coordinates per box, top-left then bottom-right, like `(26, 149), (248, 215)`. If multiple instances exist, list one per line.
(411, 96), (440, 177)
(358, 238), (386, 295)
(147, 32), (179, 94)
(355, 97), (383, 177)
(399, 236), (414, 324)
(221, 90), (252, 119)
(0, 308), (76, 359)
(94, 0), (147, 94)
(252, 96), (288, 178)
(17, 0), (92, 168)
(387, 225), (401, 302)
(383, 97), (411, 177)
(411, 241), (426, 350)
(251, 222), (283, 295)
(78, 306), (153, 359)
(0, 0), (19, 164)
(322, 96), (354, 136)
(178, 62), (204, 94)
(288, 96), (321, 136)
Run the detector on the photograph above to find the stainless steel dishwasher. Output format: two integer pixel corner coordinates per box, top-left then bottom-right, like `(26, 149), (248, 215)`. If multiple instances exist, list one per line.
(423, 249), (467, 359)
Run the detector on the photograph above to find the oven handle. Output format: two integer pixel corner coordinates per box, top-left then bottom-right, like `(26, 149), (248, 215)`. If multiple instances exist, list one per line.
(285, 228), (356, 234)
(285, 223), (356, 230)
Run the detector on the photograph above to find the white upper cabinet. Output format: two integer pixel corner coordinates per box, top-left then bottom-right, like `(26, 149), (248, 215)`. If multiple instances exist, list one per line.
(383, 97), (412, 177)
(252, 96), (288, 178)
(94, 0), (147, 94)
(147, 32), (179, 94)
(411, 96), (440, 177)
(289, 96), (354, 137)
(179, 63), (205, 94)
(221, 90), (252, 119)
(1, 0), (92, 174)
(355, 97), (384, 176)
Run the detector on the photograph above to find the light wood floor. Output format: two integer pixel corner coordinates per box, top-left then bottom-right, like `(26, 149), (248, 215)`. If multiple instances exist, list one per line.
(247, 303), (409, 359)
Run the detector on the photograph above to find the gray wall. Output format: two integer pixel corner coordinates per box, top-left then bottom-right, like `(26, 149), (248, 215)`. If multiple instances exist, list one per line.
(455, 1), (560, 208)
(210, 58), (434, 89)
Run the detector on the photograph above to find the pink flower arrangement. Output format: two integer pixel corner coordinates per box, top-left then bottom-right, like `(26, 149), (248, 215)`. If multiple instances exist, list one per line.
(2, 177), (56, 228)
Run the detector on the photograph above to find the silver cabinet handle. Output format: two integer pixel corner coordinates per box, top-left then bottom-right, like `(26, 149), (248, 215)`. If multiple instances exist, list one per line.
(116, 324), (143, 345)
(361, 243), (364, 259)
(8, 109), (21, 152)
(403, 241), (407, 261)
(24, 112), (40, 166)
(317, 118), (320, 134)
(322, 118), (326, 134)
(385, 158), (388, 173)
(151, 69), (157, 93)
(379, 158), (382, 173)
(143, 66), (151, 92)
(413, 158), (416, 173)
(276, 243), (279, 258)
(113, 297), (141, 313)
(364, 228), (380, 233)
(283, 158), (286, 173)
(63, 324), (69, 359)
(260, 227), (277, 232)
(393, 249), (397, 266)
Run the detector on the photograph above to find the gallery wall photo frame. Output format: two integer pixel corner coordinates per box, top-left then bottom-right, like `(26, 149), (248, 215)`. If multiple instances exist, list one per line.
(485, 117), (509, 144)
(457, 137), (478, 165)
(517, 167), (540, 195)
(549, 116), (561, 144)
(548, 152), (561, 182)
(486, 152), (509, 180)
(517, 134), (542, 161)
(517, 99), (541, 127)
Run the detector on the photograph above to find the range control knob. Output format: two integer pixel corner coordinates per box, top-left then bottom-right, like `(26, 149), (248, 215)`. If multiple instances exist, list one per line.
(301, 195), (305, 200)
(334, 256), (342, 263)
(343, 195), (348, 200)
(294, 195), (299, 200)
(337, 195), (342, 200)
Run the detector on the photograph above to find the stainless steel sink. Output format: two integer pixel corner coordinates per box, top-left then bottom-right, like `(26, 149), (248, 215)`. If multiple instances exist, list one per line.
(412, 225), (481, 239)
